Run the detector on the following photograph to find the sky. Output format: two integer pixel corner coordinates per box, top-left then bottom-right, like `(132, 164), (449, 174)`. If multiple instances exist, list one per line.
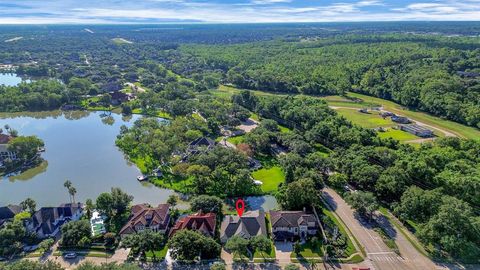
(0, 0), (479, 24)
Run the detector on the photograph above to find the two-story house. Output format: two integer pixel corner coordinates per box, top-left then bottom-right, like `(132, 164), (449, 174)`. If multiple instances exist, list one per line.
(269, 210), (318, 241)
(26, 203), (84, 239)
(169, 212), (216, 238)
(119, 204), (170, 237)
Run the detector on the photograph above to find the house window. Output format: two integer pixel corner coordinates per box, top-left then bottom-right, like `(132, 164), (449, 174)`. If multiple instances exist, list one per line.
(294, 228), (298, 234)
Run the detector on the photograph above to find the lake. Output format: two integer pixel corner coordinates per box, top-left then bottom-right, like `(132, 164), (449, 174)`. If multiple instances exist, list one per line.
(0, 73), (29, 86)
(0, 110), (278, 210)
(0, 111), (177, 207)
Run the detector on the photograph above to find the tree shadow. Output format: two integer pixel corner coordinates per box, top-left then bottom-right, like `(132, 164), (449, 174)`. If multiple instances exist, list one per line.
(321, 192), (338, 211)
(374, 213), (398, 240)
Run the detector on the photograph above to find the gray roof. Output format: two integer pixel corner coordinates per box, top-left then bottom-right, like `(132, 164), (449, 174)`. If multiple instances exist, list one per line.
(269, 210), (317, 228)
(220, 210), (267, 242)
(0, 205), (22, 220)
(31, 203), (83, 235)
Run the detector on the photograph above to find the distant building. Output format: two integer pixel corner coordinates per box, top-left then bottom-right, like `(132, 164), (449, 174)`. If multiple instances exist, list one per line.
(380, 111), (395, 118)
(391, 116), (410, 124)
(358, 108), (368, 114)
(90, 210), (106, 237)
(26, 203), (84, 239)
(0, 134), (17, 165)
(269, 210), (318, 241)
(119, 204), (170, 237)
(399, 124), (434, 138)
(220, 210), (267, 243)
(0, 205), (22, 227)
(109, 91), (133, 105)
(169, 212), (216, 238)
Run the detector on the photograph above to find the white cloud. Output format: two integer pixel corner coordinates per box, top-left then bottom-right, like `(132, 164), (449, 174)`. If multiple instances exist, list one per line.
(0, 0), (478, 24)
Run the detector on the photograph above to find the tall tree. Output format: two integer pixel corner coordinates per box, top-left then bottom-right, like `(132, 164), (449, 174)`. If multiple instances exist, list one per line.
(20, 197), (36, 215)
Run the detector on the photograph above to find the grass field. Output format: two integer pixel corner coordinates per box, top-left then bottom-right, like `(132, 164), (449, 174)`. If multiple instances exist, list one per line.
(112, 37), (133, 44)
(336, 109), (392, 129)
(346, 92), (480, 140)
(252, 166), (285, 194)
(211, 85), (480, 141)
(335, 108), (421, 142)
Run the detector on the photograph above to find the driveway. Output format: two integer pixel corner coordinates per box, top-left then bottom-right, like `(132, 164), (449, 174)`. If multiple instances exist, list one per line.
(274, 241), (292, 265)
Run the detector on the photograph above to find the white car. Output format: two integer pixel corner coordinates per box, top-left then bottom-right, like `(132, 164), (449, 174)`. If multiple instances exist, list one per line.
(64, 252), (77, 259)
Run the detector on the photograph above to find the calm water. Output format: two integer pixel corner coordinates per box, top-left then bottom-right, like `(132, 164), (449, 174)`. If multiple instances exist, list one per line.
(0, 73), (29, 86)
(0, 111), (176, 207)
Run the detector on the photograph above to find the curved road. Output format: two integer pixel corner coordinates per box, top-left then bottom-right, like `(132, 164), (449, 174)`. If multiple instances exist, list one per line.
(322, 187), (450, 270)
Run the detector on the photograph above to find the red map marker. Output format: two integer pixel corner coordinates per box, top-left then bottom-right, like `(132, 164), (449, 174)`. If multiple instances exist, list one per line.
(236, 198), (245, 217)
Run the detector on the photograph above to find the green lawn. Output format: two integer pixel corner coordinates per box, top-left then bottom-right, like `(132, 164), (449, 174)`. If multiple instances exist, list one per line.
(226, 135), (245, 145)
(278, 125), (292, 133)
(251, 166), (285, 193)
(336, 109), (393, 129)
(378, 129), (419, 142)
(253, 241), (276, 262)
(321, 207), (358, 258)
(131, 108), (172, 119)
(291, 239), (324, 260)
(151, 174), (194, 194)
(250, 112), (260, 121)
(145, 245), (168, 261)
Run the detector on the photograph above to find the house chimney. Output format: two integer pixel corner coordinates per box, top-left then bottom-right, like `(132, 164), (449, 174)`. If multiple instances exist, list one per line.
(303, 207), (306, 213)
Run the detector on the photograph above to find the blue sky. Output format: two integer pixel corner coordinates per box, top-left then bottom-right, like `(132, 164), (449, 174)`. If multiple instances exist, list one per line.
(0, 0), (479, 24)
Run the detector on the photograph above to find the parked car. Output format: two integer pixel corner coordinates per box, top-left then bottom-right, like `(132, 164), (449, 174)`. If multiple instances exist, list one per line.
(64, 252), (77, 259)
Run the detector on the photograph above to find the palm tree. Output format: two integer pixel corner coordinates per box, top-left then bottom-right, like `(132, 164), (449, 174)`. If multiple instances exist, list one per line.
(64, 180), (73, 203)
(69, 186), (77, 204)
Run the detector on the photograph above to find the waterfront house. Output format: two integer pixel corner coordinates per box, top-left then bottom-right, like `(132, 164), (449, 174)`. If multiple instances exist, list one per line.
(269, 210), (318, 241)
(119, 204), (170, 237)
(26, 203), (84, 239)
(0, 134), (17, 166)
(169, 212), (216, 238)
(90, 210), (106, 237)
(109, 91), (133, 105)
(183, 137), (216, 161)
(220, 210), (267, 243)
(0, 204), (22, 227)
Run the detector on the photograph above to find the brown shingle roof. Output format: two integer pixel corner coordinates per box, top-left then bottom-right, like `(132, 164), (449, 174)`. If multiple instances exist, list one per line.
(119, 204), (170, 235)
(169, 212), (216, 237)
(0, 134), (13, 144)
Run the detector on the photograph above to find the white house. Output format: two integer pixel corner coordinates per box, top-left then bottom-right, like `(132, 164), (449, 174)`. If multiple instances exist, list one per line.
(90, 210), (106, 237)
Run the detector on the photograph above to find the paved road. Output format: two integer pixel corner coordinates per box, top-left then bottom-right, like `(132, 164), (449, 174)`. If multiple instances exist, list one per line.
(322, 187), (436, 270)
